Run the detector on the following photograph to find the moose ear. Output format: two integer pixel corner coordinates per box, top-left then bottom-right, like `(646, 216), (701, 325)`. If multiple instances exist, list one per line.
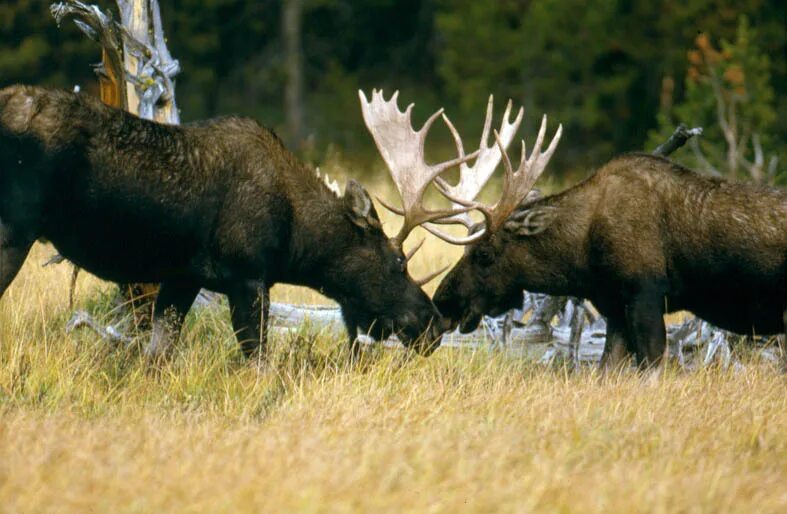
(503, 206), (556, 237)
(344, 180), (382, 230)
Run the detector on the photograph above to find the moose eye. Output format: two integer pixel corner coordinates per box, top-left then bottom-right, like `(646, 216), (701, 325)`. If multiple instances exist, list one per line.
(396, 255), (406, 272)
(475, 247), (495, 267)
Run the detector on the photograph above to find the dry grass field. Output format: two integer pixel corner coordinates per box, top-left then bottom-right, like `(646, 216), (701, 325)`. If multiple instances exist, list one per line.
(1, 173), (786, 513)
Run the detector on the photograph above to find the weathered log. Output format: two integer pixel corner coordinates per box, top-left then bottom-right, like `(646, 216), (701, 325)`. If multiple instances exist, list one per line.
(67, 293), (777, 369)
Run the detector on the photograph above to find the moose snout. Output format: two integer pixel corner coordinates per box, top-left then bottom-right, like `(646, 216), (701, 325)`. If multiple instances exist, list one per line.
(438, 316), (456, 333)
(393, 308), (446, 356)
(408, 320), (443, 356)
(433, 290), (462, 329)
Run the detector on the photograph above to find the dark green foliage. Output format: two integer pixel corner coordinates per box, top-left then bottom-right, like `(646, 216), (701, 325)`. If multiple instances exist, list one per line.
(0, 1), (95, 88)
(648, 17), (784, 184)
(0, 0), (783, 176)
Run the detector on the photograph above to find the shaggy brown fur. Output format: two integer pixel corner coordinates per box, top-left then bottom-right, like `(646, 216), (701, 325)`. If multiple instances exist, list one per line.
(0, 86), (442, 358)
(435, 154), (786, 367)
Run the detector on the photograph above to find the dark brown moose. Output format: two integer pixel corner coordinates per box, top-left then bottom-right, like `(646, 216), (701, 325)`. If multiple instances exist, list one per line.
(427, 98), (786, 368)
(0, 85), (448, 359)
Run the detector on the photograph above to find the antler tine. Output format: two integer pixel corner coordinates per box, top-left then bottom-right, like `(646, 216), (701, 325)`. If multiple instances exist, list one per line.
(413, 263), (450, 286)
(484, 118), (562, 232)
(539, 118), (563, 164)
(479, 95), (495, 148)
(434, 96), (524, 222)
(418, 107), (446, 154)
(427, 216), (474, 229)
(375, 195), (404, 216)
(495, 98), (524, 151)
(423, 223), (487, 245)
(442, 112), (465, 161)
(530, 115), (548, 165)
(432, 113), (473, 228)
(433, 179), (478, 208)
(405, 238), (425, 261)
(417, 96), (527, 246)
(496, 129), (515, 188)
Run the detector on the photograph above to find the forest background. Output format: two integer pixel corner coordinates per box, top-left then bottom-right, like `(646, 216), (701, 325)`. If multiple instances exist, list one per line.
(1, 0), (784, 183)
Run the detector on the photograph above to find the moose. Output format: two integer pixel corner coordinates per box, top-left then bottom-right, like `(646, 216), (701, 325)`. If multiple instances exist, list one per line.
(434, 150), (786, 368)
(0, 85), (458, 359)
(365, 90), (786, 368)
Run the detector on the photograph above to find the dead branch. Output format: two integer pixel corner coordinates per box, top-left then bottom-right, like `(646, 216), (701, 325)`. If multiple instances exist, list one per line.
(652, 124), (703, 157)
(51, 1), (180, 123)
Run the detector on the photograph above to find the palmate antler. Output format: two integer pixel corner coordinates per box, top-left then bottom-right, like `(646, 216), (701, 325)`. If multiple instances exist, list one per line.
(430, 109), (563, 243)
(423, 95), (524, 244)
(482, 116), (562, 232)
(358, 89), (480, 251)
(359, 89), (561, 282)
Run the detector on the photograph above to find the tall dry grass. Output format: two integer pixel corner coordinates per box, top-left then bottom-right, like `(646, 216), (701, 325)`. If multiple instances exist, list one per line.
(1, 173), (786, 513)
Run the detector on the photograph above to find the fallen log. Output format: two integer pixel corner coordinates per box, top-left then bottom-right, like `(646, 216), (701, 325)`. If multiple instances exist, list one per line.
(67, 295), (765, 370)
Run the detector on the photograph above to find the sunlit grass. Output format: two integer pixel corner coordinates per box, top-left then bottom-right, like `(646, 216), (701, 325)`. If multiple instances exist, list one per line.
(1, 177), (786, 513)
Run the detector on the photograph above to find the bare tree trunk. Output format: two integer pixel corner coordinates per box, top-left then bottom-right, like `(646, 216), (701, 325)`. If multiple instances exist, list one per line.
(283, 0), (304, 146)
(659, 75), (674, 114)
(117, 0), (146, 113)
(99, 47), (124, 108)
(117, 0), (180, 124)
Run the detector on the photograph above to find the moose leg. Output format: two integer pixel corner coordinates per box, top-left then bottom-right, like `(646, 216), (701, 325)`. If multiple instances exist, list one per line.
(227, 281), (269, 359)
(0, 224), (33, 300)
(624, 288), (667, 368)
(599, 312), (630, 372)
(144, 280), (200, 360)
(341, 310), (362, 360)
(780, 307), (787, 373)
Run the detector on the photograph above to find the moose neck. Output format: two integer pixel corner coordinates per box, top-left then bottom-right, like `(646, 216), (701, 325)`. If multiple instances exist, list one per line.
(507, 186), (595, 297)
(282, 185), (359, 302)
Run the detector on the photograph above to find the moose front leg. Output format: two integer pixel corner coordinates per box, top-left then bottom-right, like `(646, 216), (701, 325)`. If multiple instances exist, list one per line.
(0, 224), (33, 300)
(599, 312), (630, 372)
(341, 310), (362, 360)
(624, 286), (667, 368)
(144, 280), (200, 360)
(227, 281), (270, 359)
(0, 243), (32, 300)
(780, 307), (787, 373)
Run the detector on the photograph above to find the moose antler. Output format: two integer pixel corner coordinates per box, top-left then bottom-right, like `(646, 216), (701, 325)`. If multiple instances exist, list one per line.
(358, 89), (481, 250)
(483, 116), (562, 232)
(423, 95), (524, 244)
(428, 111), (562, 243)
